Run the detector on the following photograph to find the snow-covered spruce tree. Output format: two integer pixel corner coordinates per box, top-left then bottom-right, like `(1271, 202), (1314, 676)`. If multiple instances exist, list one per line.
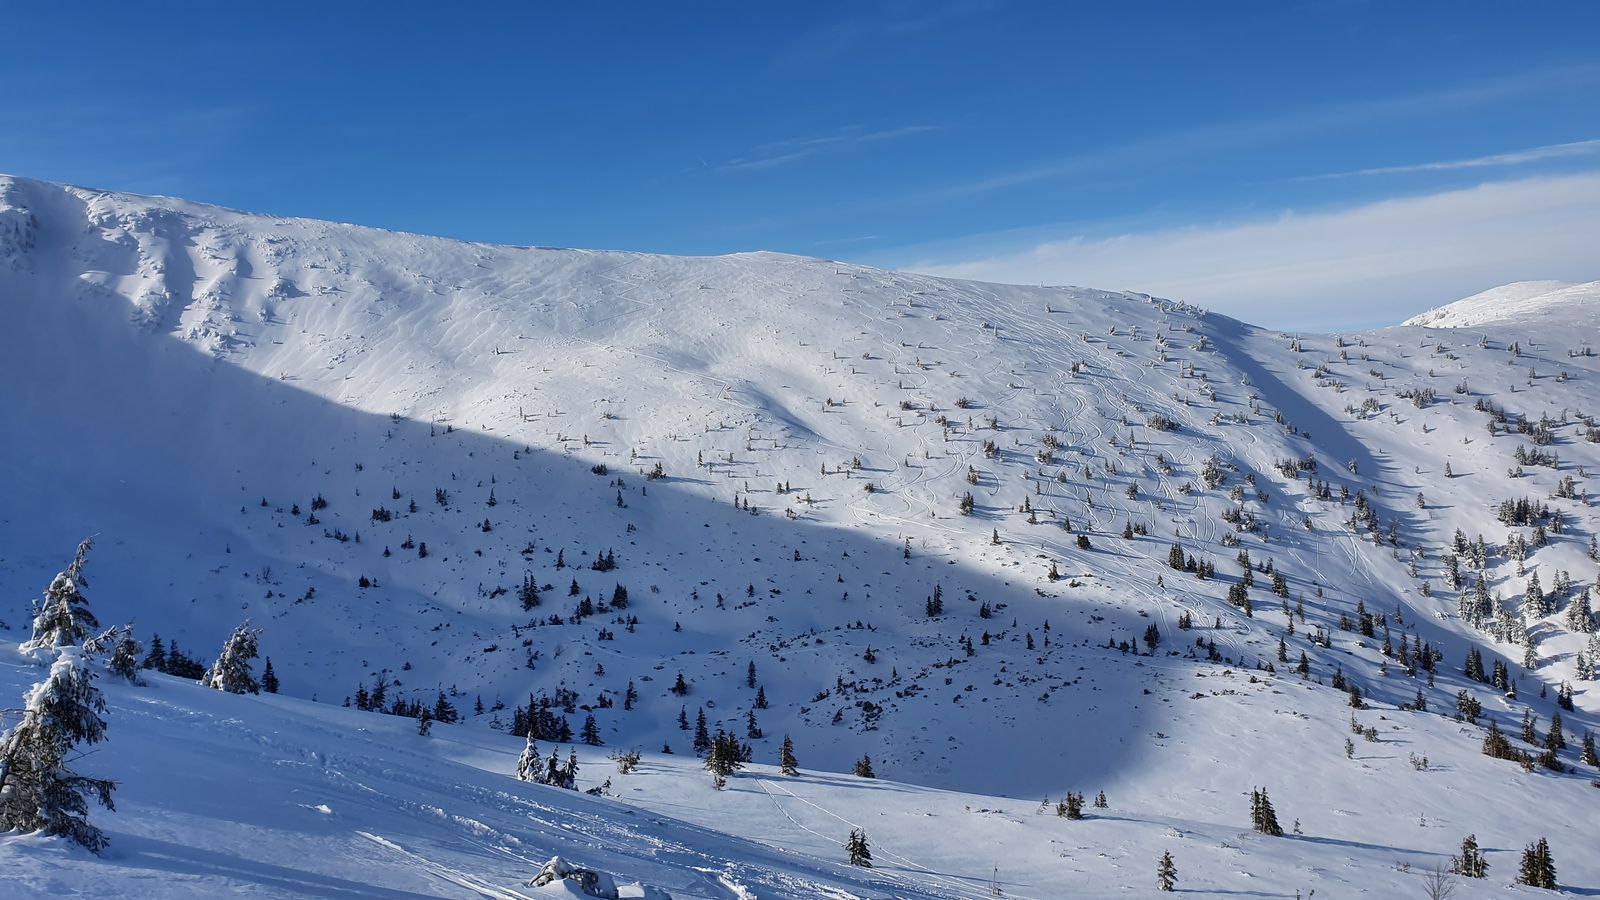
(107, 629), (143, 685)
(203, 622), (261, 694)
(20, 539), (100, 655)
(516, 734), (542, 782)
(0, 647), (115, 852)
(780, 734), (799, 775)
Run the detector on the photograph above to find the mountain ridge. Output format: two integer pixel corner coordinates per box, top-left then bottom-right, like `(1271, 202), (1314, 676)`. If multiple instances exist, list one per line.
(2, 173), (1598, 897)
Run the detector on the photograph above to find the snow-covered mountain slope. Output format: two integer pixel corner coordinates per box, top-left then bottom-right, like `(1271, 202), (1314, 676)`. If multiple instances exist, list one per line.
(2, 173), (1599, 896)
(1403, 280), (1600, 329)
(2, 634), (1593, 899)
(0, 645), (919, 899)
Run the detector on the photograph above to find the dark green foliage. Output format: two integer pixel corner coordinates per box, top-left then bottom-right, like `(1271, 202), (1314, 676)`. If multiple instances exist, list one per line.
(1057, 792), (1084, 819)
(1157, 851), (1177, 891)
(1249, 787), (1283, 836)
(845, 828), (872, 867)
(780, 735), (799, 775)
(108, 632), (143, 684)
(1482, 719), (1520, 761)
(1517, 837), (1557, 889)
(693, 708), (710, 754)
(704, 730), (744, 779)
(1451, 833), (1488, 878)
(142, 634), (167, 671)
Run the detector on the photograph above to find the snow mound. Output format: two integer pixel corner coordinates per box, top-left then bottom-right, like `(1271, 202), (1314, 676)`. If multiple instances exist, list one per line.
(1402, 279), (1600, 328)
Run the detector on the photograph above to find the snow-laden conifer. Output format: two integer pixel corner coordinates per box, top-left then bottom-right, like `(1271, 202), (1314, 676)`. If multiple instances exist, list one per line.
(203, 622), (262, 694)
(0, 647), (115, 851)
(20, 539), (99, 655)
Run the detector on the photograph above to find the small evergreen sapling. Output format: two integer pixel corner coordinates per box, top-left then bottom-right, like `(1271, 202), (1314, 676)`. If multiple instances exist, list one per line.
(853, 754), (875, 778)
(1157, 851), (1177, 892)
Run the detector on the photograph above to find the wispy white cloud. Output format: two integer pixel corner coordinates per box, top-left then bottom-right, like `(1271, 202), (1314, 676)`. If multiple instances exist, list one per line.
(891, 172), (1600, 331)
(889, 63), (1600, 205)
(718, 125), (939, 172)
(1309, 138), (1600, 179)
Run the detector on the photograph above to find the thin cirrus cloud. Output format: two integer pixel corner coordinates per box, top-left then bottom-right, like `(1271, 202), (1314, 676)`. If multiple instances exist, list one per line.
(717, 125), (940, 172)
(883, 64), (1600, 207)
(1308, 138), (1600, 179)
(892, 171), (1600, 332)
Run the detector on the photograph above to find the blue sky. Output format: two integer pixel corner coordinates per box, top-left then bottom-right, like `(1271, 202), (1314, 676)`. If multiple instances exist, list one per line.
(3, 1), (1597, 328)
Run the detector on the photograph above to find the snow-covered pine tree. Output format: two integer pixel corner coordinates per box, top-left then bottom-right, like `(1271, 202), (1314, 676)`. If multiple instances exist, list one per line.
(562, 750), (579, 790)
(0, 647), (115, 852)
(516, 734), (541, 782)
(1567, 588), (1594, 633)
(20, 539), (100, 654)
(108, 629), (143, 684)
(203, 621), (262, 694)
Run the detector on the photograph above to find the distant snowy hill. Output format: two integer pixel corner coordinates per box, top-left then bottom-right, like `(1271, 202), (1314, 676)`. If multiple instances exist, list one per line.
(2, 174), (1597, 897)
(1403, 280), (1600, 329)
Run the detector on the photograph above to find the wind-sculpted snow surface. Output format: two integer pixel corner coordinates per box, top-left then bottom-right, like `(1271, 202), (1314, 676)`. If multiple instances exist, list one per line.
(1403, 280), (1600, 329)
(1, 174), (1597, 896)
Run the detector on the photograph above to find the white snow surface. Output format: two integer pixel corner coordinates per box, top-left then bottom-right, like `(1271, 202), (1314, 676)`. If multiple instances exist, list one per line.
(1402, 280), (1600, 329)
(1, 173), (1598, 897)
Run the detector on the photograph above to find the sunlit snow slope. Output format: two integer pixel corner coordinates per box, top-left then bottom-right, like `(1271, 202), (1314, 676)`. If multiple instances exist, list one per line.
(2, 174), (1598, 897)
